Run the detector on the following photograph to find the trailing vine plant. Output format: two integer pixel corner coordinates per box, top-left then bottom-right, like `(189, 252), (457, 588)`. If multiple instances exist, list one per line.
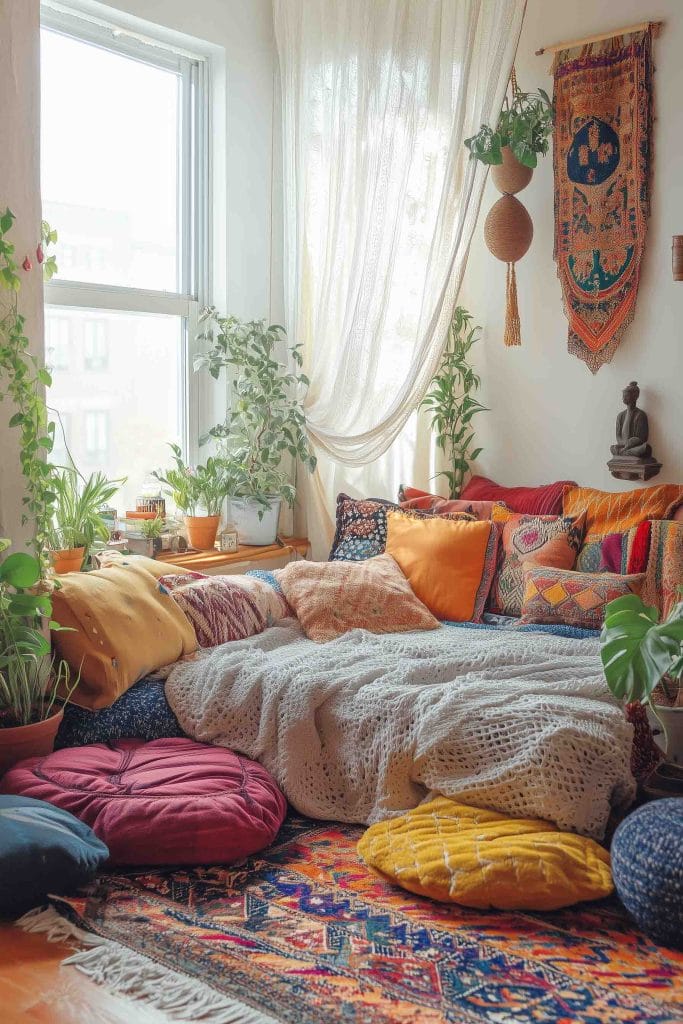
(420, 306), (487, 499)
(0, 207), (59, 560)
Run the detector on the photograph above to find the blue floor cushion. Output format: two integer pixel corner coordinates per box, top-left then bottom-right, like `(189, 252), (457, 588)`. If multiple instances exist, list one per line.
(611, 797), (682, 949)
(0, 795), (109, 917)
(56, 677), (185, 749)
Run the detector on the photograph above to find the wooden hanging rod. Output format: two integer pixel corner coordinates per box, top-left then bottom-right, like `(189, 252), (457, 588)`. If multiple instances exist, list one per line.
(535, 20), (662, 56)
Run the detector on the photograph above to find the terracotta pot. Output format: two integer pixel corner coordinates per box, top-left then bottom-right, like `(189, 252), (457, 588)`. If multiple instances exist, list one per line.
(184, 515), (220, 550)
(50, 546), (85, 574)
(491, 145), (533, 195)
(0, 707), (63, 776)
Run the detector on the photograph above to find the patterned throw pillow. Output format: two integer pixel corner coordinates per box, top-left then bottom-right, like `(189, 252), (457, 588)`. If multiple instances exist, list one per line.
(397, 485), (499, 520)
(488, 506), (586, 617)
(520, 566), (645, 631)
(160, 576), (268, 648)
(328, 493), (474, 562)
(641, 519), (683, 618)
(563, 484), (683, 572)
(277, 553), (439, 642)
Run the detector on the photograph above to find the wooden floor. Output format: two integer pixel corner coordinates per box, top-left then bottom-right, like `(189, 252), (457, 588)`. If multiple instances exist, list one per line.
(0, 921), (169, 1023)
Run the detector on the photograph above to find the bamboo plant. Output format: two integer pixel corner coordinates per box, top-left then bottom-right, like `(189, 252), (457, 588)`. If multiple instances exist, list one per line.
(420, 306), (487, 499)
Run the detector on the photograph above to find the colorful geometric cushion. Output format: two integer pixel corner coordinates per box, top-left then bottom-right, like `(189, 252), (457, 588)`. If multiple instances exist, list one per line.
(1, 738), (288, 867)
(520, 566), (645, 630)
(0, 795), (109, 917)
(55, 677), (185, 750)
(641, 519), (683, 618)
(358, 796), (613, 911)
(563, 484), (683, 572)
(277, 553), (439, 642)
(159, 575), (268, 648)
(461, 475), (576, 516)
(385, 513), (498, 622)
(50, 563), (197, 710)
(611, 798), (683, 949)
(488, 506), (585, 617)
(328, 493), (474, 562)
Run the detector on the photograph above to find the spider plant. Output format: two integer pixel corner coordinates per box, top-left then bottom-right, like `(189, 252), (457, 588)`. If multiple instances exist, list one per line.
(46, 465), (124, 567)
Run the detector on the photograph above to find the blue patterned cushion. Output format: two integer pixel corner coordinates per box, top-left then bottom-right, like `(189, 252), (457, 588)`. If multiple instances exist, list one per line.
(329, 494), (397, 561)
(611, 798), (683, 949)
(56, 677), (184, 750)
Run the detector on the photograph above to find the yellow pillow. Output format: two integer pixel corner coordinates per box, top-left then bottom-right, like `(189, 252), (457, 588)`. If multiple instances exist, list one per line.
(385, 512), (493, 621)
(96, 551), (190, 579)
(51, 563), (197, 709)
(358, 796), (613, 911)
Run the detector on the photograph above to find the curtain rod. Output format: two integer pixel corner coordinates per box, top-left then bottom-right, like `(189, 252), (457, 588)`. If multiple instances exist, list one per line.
(535, 20), (662, 56)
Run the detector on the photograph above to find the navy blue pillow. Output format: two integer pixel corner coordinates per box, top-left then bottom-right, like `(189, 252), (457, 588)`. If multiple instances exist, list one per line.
(0, 795), (109, 917)
(55, 677), (185, 750)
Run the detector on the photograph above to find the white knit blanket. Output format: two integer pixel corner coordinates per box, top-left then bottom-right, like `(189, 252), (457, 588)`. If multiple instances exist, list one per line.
(165, 622), (635, 838)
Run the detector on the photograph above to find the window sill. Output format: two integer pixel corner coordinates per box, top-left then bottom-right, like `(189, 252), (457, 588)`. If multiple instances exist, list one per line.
(154, 536), (309, 572)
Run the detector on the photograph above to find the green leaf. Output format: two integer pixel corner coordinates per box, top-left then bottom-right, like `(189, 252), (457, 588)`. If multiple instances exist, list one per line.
(0, 551), (41, 587)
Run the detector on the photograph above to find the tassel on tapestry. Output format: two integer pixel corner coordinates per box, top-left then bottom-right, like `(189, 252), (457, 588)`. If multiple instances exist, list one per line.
(552, 28), (654, 373)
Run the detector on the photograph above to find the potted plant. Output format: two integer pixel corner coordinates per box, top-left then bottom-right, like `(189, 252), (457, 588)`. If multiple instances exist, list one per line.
(153, 444), (226, 550)
(465, 86), (553, 183)
(46, 465), (124, 573)
(0, 540), (75, 773)
(194, 310), (316, 545)
(601, 593), (683, 778)
(420, 306), (487, 499)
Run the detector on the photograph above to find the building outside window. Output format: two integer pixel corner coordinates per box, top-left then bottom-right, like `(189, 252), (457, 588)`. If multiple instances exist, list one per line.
(41, 5), (208, 511)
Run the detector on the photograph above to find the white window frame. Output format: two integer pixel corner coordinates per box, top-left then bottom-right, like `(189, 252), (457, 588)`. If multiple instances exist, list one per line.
(41, 3), (210, 463)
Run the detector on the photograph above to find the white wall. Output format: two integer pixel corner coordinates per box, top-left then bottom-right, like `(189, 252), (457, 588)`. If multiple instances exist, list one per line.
(459, 0), (683, 492)
(0, 0), (44, 547)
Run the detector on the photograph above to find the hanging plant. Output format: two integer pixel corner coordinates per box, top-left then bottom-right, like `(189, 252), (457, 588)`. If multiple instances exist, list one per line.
(465, 87), (553, 168)
(0, 208), (60, 562)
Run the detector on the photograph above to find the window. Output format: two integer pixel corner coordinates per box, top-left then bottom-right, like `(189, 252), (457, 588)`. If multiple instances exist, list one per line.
(83, 320), (108, 372)
(41, 5), (208, 512)
(85, 411), (109, 461)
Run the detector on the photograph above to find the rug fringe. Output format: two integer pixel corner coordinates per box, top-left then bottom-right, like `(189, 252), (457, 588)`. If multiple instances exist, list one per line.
(16, 905), (281, 1024)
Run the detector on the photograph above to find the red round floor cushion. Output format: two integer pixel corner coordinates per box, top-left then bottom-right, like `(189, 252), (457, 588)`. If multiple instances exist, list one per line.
(0, 738), (287, 866)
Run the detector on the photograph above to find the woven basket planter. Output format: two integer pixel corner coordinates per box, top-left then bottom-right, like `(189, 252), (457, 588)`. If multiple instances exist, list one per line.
(491, 146), (533, 195)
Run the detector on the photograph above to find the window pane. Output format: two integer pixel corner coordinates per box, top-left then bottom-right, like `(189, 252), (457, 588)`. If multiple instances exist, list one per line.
(46, 306), (184, 514)
(41, 29), (181, 291)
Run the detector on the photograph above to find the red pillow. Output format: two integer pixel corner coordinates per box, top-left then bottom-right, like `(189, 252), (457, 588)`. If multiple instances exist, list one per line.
(398, 486), (496, 520)
(460, 475), (576, 516)
(1, 739), (287, 866)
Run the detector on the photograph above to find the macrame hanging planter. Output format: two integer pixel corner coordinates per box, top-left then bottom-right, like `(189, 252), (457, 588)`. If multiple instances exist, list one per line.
(483, 70), (534, 347)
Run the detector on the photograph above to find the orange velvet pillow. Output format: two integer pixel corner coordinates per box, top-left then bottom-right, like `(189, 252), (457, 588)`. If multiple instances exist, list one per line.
(385, 512), (495, 622)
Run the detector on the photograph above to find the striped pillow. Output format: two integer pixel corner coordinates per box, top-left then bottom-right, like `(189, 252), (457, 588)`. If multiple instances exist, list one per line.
(160, 575), (267, 648)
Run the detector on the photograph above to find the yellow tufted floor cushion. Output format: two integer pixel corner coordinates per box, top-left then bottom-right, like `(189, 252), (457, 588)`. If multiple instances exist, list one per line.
(357, 797), (613, 911)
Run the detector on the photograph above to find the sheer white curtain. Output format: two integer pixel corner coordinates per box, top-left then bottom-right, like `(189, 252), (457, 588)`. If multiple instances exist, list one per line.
(273, 0), (525, 554)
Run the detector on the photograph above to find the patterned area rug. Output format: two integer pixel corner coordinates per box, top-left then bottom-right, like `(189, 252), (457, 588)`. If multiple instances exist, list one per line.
(34, 816), (682, 1023)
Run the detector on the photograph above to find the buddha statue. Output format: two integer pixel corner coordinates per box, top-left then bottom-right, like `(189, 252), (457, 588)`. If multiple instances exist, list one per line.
(608, 381), (661, 481)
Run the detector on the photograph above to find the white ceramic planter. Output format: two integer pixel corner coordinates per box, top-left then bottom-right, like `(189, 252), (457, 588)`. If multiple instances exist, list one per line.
(656, 705), (683, 765)
(228, 496), (282, 546)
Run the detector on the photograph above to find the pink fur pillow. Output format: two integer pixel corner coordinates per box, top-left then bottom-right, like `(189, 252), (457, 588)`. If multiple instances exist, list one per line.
(276, 553), (439, 642)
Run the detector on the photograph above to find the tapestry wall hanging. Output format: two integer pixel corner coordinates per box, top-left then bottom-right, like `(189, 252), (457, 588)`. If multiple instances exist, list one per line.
(552, 29), (653, 373)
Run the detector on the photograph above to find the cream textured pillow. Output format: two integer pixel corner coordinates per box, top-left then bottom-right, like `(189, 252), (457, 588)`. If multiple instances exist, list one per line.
(276, 553), (439, 642)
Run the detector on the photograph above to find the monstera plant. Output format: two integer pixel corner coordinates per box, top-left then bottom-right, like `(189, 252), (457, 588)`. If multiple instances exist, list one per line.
(601, 593), (683, 766)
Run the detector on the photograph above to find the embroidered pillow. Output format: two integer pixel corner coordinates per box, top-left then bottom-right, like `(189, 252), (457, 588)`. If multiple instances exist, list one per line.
(563, 484), (683, 572)
(598, 521), (651, 574)
(461, 475), (576, 516)
(520, 566), (645, 631)
(277, 553), (438, 642)
(488, 506), (586, 617)
(385, 512), (498, 622)
(329, 493), (474, 562)
(162, 576), (268, 648)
